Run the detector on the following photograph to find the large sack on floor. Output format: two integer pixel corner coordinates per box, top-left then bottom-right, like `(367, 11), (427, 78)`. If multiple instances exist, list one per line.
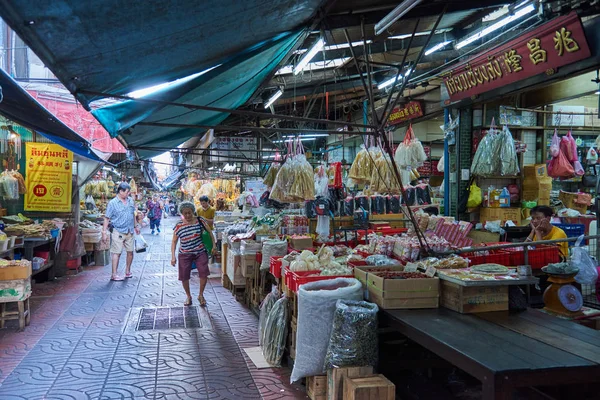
(290, 278), (362, 383)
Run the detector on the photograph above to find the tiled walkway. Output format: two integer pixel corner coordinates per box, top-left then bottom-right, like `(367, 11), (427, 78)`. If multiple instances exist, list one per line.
(0, 218), (307, 400)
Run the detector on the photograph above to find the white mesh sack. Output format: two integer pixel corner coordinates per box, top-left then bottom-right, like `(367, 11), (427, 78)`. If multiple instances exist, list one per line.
(290, 278), (363, 383)
(260, 240), (288, 270)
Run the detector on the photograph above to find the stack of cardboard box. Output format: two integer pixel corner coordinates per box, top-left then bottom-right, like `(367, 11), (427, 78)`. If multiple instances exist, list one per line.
(522, 164), (552, 206)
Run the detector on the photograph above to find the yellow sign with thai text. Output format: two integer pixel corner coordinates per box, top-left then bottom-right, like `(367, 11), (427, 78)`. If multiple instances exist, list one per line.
(24, 143), (73, 212)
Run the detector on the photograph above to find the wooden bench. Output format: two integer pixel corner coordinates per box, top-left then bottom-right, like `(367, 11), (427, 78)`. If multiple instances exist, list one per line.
(381, 308), (600, 399)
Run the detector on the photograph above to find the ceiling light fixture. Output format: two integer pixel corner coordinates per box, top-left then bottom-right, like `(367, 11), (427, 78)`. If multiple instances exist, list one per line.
(276, 57), (350, 75)
(294, 38), (325, 75)
(273, 138), (317, 143)
(264, 89), (283, 109)
(282, 134), (329, 138)
(294, 40), (372, 54)
(378, 76), (401, 90)
(424, 40), (452, 56)
(455, 4), (536, 49)
(375, 0), (423, 36)
(388, 28), (452, 40)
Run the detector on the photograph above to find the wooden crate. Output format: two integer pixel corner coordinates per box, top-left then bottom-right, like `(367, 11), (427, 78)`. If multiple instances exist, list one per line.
(306, 375), (327, 400)
(343, 375), (395, 400)
(222, 274), (233, 291)
(327, 366), (373, 400)
(440, 280), (508, 314)
(288, 317), (297, 359)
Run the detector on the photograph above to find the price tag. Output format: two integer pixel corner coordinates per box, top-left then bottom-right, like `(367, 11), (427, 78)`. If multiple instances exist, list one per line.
(404, 262), (418, 272)
(425, 265), (437, 278)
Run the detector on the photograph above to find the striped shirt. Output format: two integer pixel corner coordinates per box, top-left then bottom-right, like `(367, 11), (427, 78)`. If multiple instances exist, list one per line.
(174, 220), (206, 254)
(106, 196), (135, 234)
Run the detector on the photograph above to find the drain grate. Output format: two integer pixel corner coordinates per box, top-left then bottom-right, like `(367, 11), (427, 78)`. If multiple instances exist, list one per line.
(136, 306), (203, 331)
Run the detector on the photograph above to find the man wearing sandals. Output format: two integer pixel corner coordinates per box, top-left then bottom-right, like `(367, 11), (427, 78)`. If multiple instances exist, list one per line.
(103, 182), (140, 281)
(171, 201), (216, 306)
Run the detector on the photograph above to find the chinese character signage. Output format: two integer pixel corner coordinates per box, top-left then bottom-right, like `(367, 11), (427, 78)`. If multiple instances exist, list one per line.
(24, 143), (73, 212)
(442, 12), (590, 103)
(210, 137), (258, 163)
(388, 101), (424, 125)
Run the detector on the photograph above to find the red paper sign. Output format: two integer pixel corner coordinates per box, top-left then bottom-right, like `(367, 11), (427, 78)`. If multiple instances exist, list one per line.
(442, 12), (590, 103)
(388, 101), (424, 125)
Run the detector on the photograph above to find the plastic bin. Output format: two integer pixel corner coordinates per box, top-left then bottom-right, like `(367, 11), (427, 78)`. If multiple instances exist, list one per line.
(66, 257), (82, 270)
(0, 239), (8, 252)
(32, 257), (45, 270)
(552, 223), (585, 246)
(462, 242), (514, 266)
(50, 229), (60, 238)
(269, 256), (283, 279)
(508, 245), (561, 269)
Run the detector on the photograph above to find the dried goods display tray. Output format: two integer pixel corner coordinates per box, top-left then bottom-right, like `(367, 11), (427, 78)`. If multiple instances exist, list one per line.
(436, 269), (538, 287)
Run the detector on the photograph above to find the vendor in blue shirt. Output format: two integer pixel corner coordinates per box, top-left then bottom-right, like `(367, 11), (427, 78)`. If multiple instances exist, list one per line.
(103, 182), (140, 281)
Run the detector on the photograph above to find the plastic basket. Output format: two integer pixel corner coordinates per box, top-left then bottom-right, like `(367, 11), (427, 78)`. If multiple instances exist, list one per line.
(50, 228), (60, 238)
(508, 245), (561, 270)
(32, 257), (45, 270)
(269, 256), (283, 279)
(552, 223), (585, 246)
(284, 267), (353, 292)
(462, 242), (514, 266)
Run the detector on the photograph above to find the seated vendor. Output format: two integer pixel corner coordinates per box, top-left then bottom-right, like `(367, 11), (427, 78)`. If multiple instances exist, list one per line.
(525, 205), (569, 260)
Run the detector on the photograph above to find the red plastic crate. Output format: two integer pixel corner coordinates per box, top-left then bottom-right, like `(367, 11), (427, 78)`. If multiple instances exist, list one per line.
(285, 267), (353, 292)
(269, 256), (283, 279)
(466, 251), (512, 266)
(507, 245), (560, 270)
(66, 257), (81, 269)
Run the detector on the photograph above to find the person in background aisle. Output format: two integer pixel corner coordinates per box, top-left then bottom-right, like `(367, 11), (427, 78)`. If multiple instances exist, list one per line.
(103, 182), (140, 281)
(146, 194), (163, 235)
(171, 201), (216, 306)
(525, 205), (569, 260)
(163, 197), (169, 219)
(197, 195), (215, 228)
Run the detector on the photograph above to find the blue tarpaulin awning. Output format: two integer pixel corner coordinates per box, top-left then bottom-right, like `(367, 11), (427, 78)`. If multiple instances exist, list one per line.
(92, 31), (303, 159)
(0, 68), (106, 163)
(0, 0), (325, 109)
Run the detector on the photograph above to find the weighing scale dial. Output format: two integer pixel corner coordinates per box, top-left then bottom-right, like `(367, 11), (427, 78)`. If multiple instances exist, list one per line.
(558, 284), (583, 312)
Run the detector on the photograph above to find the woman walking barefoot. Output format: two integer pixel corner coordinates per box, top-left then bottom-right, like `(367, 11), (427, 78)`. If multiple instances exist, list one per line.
(171, 201), (217, 306)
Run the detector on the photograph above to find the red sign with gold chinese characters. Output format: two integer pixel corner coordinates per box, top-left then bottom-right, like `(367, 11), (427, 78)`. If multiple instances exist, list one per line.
(388, 101), (424, 125)
(442, 12), (590, 103)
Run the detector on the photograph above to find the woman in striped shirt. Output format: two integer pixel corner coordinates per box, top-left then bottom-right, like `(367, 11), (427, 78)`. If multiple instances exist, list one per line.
(171, 201), (216, 306)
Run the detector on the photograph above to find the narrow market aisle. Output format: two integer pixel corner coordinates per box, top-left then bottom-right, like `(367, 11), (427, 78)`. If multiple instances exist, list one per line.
(0, 217), (307, 400)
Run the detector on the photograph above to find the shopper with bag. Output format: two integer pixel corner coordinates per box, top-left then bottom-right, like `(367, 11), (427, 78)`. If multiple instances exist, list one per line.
(146, 194), (163, 235)
(171, 201), (216, 307)
(103, 182), (140, 281)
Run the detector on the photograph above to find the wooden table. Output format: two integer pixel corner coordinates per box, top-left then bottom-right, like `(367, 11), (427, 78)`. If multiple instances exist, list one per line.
(381, 308), (600, 399)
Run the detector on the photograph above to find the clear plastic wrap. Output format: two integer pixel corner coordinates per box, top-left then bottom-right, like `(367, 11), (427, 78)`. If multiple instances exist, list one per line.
(499, 126), (520, 176)
(365, 255), (401, 266)
(260, 240), (288, 270)
(394, 125), (427, 168)
(342, 196), (354, 216)
(290, 278), (363, 383)
(323, 300), (378, 369)
(316, 215), (330, 239)
(572, 236), (599, 285)
(471, 129), (501, 176)
(259, 286), (280, 347)
(262, 295), (289, 367)
(370, 154), (401, 194)
(314, 165), (329, 198)
(198, 182), (218, 200)
(263, 163), (280, 188)
(270, 157), (296, 203)
(2, 174), (19, 200)
(348, 145), (372, 182)
(290, 154), (315, 201)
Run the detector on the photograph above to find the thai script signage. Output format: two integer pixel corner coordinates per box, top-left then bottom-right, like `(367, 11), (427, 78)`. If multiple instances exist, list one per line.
(388, 101), (424, 125)
(25, 143), (73, 212)
(442, 12), (590, 103)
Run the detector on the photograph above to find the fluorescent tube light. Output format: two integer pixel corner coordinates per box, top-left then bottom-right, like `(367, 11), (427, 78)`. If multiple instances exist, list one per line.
(424, 41), (452, 56)
(388, 28), (452, 40)
(596, 91), (600, 95)
(294, 38), (325, 75)
(378, 76), (400, 90)
(455, 4), (536, 49)
(375, 0), (423, 36)
(294, 40), (372, 54)
(273, 138), (317, 143)
(282, 134), (329, 138)
(264, 89), (283, 109)
(276, 57), (350, 75)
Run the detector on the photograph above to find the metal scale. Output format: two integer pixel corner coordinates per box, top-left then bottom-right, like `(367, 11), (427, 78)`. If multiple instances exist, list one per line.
(542, 266), (584, 317)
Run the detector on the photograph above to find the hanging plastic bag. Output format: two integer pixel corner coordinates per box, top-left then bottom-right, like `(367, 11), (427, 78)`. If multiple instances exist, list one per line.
(548, 147), (575, 178)
(466, 182), (482, 208)
(259, 286), (280, 347)
(68, 231), (86, 259)
(500, 125), (520, 176)
(549, 130), (561, 158)
(571, 236), (598, 285)
(135, 234), (148, 253)
(471, 128), (500, 176)
(349, 145), (372, 182)
(586, 147), (598, 165)
(560, 132), (578, 162)
(437, 154), (445, 172)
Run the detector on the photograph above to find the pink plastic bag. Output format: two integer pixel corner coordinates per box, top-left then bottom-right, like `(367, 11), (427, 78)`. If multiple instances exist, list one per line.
(548, 147), (575, 178)
(560, 131), (578, 162)
(549, 130), (560, 158)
